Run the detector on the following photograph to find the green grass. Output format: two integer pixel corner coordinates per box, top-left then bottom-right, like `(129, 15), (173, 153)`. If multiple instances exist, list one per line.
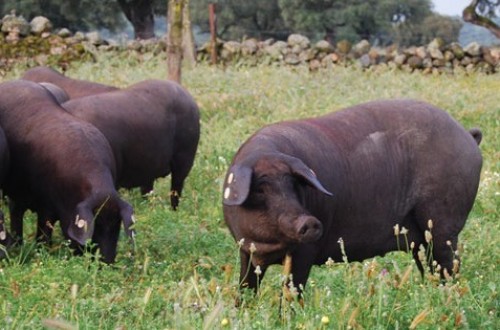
(1, 53), (499, 329)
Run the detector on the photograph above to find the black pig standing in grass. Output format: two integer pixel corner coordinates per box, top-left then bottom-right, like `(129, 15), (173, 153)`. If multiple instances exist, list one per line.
(0, 80), (135, 263)
(22, 66), (118, 99)
(223, 99), (482, 296)
(0, 125), (12, 258)
(62, 79), (200, 209)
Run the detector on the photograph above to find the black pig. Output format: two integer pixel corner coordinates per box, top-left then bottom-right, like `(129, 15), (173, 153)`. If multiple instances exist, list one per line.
(62, 79), (200, 209)
(0, 80), (134, 263)
(223, 99), (482, 295)
(22, 66), (118, 99)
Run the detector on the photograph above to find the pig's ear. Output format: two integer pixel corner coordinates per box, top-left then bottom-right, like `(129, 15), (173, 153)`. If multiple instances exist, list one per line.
(118, 198), (136, 244)
(284, 155), (333, 196)
(68, 201), (96, 246)
(223, 164), (253, 206)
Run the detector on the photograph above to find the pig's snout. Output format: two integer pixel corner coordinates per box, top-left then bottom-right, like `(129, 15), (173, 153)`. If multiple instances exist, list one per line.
(296, 215), (323, 242)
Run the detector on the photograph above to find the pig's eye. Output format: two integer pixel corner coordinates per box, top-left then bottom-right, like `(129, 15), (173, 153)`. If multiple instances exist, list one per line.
(293, 180), (306, 204)
(253, 182), (268, 196)
(243, 180), (268, 208)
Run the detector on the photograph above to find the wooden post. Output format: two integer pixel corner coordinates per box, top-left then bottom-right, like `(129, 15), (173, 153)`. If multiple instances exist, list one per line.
(208, 3), (217, 65)
(167, 0), (184, 83)
(182, 0), (197, 67)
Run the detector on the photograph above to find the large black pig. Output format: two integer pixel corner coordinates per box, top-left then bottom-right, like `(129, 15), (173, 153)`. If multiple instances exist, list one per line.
(62, 79), (200, 209)
(223, 99), (482, 295)
(22, 66), (118, 99)
(0, 80), (135, 263)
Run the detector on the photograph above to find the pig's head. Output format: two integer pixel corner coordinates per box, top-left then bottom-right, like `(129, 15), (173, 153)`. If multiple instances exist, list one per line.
(223, 153), (332, 265)
(68, 194), (135, 263)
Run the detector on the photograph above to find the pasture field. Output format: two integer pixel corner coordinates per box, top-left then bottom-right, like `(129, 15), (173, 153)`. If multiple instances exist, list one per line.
(0, 54), (499, 329)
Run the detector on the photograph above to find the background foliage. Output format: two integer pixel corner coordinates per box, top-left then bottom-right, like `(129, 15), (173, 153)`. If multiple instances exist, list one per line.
(0, 0), (469, 45)
(0, 53), (498, 329)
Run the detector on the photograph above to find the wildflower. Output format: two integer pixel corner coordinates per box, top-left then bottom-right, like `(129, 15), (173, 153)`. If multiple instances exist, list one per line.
(254, 265), (262, 276)
(71, 284), (78, 300)
(410, 242), (415, 249)
(424, 230), (432, 243)
(393, 224), (400, 236)
(446, 240), (452, 246)
(325, 257), (335, 267)
(237, 238), (245, 248)
(400, 226), (409, 235)
(249, 242), (257, 253)
(221, 318), (229, 327)
(418, 244), (426, 263)
(427, 219), (433, 229)
(321, 316), (330, 325)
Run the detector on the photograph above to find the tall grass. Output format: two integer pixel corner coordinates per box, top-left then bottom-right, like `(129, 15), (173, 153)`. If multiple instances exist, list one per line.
(1, 53), (499, 329)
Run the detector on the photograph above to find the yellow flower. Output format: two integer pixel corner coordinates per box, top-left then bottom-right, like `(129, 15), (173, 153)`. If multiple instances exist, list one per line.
(221, 318), (229, 327)
(321, 316), (330, 325)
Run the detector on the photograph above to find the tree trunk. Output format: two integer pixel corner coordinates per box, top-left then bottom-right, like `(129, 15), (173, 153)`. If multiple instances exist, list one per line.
(167, 0), (184, 83)
(182, 0), (197, 67)
(463, 0), (500, 39)
(118, 0), (155, 40)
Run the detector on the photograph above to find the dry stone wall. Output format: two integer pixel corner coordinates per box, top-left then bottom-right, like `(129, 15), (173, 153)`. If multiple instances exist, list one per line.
(199, 34), (500, 74)
(1, 13), (498, 74)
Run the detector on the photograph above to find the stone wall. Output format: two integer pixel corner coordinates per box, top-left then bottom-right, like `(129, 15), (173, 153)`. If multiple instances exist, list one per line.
(198, 34), (500, 74)
(1, 13), (499, 74)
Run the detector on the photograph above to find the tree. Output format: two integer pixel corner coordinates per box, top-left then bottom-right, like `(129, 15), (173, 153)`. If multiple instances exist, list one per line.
(277, 0), (434, 44)
(191, 0), (289, 40)
(463, 0), (500, 38)
(117, 0), (155, 39)
(167, 0), (184, 83)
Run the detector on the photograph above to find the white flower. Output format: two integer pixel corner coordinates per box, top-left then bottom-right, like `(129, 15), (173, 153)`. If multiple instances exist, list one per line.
(237, 238), (245, 248)
(393, 224), (400, 236)
(249, 242), (257, 253)
(325, 257), (335, 267)
(424, 230), (433, 243)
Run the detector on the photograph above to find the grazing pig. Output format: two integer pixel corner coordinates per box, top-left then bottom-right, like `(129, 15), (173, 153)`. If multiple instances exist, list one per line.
(62, 79), (200, 209)
(22, 66), (118, 99)
(0, 80), (135, 263)
(223, 99), (482, 295)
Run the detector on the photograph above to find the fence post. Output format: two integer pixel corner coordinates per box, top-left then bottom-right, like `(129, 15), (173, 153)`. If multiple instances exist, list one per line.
(209, 3), (217, 65)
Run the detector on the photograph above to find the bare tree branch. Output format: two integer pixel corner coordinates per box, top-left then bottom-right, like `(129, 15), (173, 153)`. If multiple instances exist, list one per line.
(463, 0), (500, 38)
